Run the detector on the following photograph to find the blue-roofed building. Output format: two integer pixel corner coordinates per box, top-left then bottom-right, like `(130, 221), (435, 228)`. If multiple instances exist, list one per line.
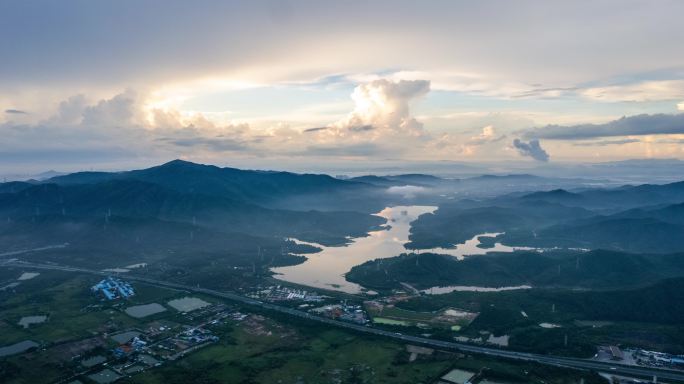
(92, 277), (135, 300)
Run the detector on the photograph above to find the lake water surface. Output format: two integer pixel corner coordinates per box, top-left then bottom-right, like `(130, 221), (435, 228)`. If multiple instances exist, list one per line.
(0, 340), (39, 357)
(125, 303), (166, 318)
(271, 206), (533, 294)
(17, 272), (40, 281)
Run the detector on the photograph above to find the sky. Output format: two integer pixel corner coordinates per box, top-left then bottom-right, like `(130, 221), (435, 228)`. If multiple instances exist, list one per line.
(1, 0), (684, 174)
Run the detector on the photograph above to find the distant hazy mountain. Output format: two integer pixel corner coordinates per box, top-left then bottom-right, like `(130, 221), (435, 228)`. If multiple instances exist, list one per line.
(348, 174), (443, 187)
(32, 170), (66, 180)
(611, 202), (684, 225)
(408, 179), (684, 253)
(47, 159), (378, 209)
(522, 189), (583, 202)
(527, 158), (684, 184)
(520, 181), (684, 211)
(0, 160), (388, 247)
(406, 199), (594, 249)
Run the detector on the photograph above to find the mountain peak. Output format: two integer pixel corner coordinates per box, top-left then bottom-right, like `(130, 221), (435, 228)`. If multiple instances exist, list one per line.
(522, 189), (580, 199)
(159, 159), (201, 168)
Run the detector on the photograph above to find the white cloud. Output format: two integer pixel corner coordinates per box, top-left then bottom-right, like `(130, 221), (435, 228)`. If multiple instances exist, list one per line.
(300, 79), (432, 156)
(81, 89), (142, 127)
(7, 76), (684, 172)
(337, 79), (429, 133)
(469, 125), (506, 145)
(1, 79), (510, 170)
(581, 80), (684, 103)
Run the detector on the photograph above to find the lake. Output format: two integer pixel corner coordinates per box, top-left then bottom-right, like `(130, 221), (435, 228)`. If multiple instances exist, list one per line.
(17, 272), (40, 281)
(125, 303), (166, 318)
(110, 330), (142, 343)
(0, 340), (39, 357)
(271, 206), (533, 294)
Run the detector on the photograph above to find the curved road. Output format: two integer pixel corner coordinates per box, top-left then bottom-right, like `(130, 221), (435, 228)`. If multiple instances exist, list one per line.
(3, 259), (684, 382)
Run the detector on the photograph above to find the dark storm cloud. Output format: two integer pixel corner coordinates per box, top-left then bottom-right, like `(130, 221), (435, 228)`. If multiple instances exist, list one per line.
(304, 127), (329, 133)
(5, 109), (27, 114)
(348, 124), (375, 132)
(524, 113), (684, 140)
(512, 139), (549, 162)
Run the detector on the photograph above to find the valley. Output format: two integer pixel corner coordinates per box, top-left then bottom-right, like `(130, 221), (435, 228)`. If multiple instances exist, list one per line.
(2, 160), (684, 383)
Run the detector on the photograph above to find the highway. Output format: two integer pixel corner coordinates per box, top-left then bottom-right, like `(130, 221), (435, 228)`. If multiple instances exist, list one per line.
(0, 243), (68, 258)
(4, 259), (684, 382)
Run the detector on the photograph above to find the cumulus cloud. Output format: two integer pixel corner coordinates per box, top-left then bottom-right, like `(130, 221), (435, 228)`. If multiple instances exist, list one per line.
(512, 139), (550, 162)
(524, 113), (684, 140)
(51, 95), (89, 124)
(433, 125), (508, 157)
(0, 90), (255, 171)
(469, 125), (506, 145)
(336, 79), (429, 134)
(1, 80), (434, 170)
(299, 79), (431, 157)
(0, 78), (547, 171)
(82, 90), (141, 127)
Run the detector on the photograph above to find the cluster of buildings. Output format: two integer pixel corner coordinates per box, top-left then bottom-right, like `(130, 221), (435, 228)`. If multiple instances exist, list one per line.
(91, 277), (135, 300)
(75, 303), (245, 383)
(597, 346), (684, 371)
(247, 285), (325, 303)
(152, 326), (219, 361)
(113, 336), (147, 359)
(309, 302), (369, 325)
(85, 352), (163, 383)
(633, 349), (684, 368)
(180, 327), (218, 345)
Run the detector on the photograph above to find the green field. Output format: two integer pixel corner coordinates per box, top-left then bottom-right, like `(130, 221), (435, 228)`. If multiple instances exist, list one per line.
(366, 303), (474, 330)
(0, 268), (613, 384)
(0, 269), (184, 346)
(127, 325), (450, 384)
(0, 269), (207, 384)
(369, 305), (435, 321)
(373, 317), (410, 326)
(126, 323), (605, 384)
(393, 281), (684, 356)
